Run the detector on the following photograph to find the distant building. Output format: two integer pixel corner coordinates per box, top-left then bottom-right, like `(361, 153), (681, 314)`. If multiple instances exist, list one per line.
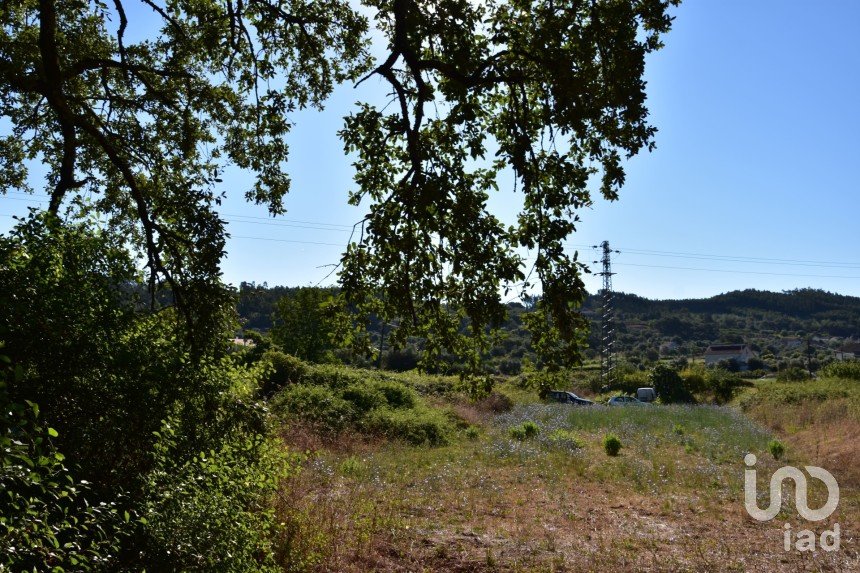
(704, 344), (756, 368)
(835, 342), (860, 361)
(230, 337), (256, 348)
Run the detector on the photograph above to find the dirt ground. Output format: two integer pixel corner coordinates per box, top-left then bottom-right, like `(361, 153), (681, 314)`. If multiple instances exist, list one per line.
(279, 446), (858, 572)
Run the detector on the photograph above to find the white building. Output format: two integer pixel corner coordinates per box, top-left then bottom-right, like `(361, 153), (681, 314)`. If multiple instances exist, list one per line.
(835, 342), (860, 361)
(704, 344), (756, 368)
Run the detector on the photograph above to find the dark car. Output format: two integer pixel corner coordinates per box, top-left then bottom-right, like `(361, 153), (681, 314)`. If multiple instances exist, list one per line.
(607, 395), (649, 406)
(547, 390), (594, 406)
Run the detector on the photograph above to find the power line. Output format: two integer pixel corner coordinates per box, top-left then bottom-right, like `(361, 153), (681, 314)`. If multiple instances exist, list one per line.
(616, 247), (860, 269)
(224, 217), (353, 233)
(1, 196), (48, 203)
(567, 242), (860, 269)
(230, 235), (347, 247)
(221, 212), (355, 230)
(3, 198), (860, 277)
(615, 261), (860, 280)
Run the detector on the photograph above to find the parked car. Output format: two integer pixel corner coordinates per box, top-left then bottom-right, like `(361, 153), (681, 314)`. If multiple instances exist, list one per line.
(547, 390), (594, 406)
(636, 387), (657, 403)
(607, 395), (648, 406)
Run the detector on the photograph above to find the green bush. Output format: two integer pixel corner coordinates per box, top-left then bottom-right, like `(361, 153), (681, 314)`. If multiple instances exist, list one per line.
(546, 429), (585, 449)
(603, 434), (622, 456)
(139, 422), (295, 572)
(376, 380), (417, 409)
(1, 375), (126, 571)
(301, 364), (367, 390)
(509, 421), (539, 441)
(706, 368), (745, 404)
(649, 364), (694, 403)
(522, 421), (539, 438)
(821, 361), (860, 381)
(362, 408), (451, 446)
(260, 351), (308, 397)
(616, 369), (650, 395)
(341, 383), (387, 414)
(274, 385), (356, 433)
(768, 439), (785, 460)
(465, 426), (481, 440)
(777, 366), (811, 383)
(509, 425), (527, 440)
(679, 366), (707, 394)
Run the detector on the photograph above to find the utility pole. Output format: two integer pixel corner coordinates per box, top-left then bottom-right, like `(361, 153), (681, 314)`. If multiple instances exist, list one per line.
(594, 241), (619, 387)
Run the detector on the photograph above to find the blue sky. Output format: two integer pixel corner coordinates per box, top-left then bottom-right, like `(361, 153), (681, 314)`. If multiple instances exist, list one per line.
(3, 0), (860, 300)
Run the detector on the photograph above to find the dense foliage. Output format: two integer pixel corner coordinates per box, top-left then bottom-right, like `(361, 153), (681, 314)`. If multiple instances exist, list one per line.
(0, 216), (292, 570)
(239, 285), (860, 377)
(272, 287), (339, 363)
(271, 362), (453, 445)
(0, 1), (685, 569)
(337, 0), (680, 373)
(1, 355), (125, 571)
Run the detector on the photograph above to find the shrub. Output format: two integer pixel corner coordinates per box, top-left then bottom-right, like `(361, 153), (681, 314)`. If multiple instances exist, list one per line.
(649, 364), (694, 403)
(603, 434), (622, 456)
(341, 383), (387, 414)
(362, 408), (451, 446)
(274, 385), (356, 433)
(522, 421), (539, 438)
(384, 347), (420, 372)
(768, 439), (785, 460)
(375, 380), (417, 409)
(465, 426), (481, 440)
(139, 422), (294, 572)
(777, 366), (811, 383)
(706, 368), (745, 404)
(452, 373), (495, 400)
(616, 370), (650, 395)
(1, 378), (126, 571)
(477, 391), (514, 413)
(509, 421), (539, 440)
(673, 423), (685, 435)
(679, 365), (707, 394)
(300, 364), (367, 390)
(497, 358), (521, 375)
(547, 429), (585, 449)
(509, 425), (527, 440)
(821, 361), (860, 381)
(339, 456), (365, 476)
(260, 351), (308, 397)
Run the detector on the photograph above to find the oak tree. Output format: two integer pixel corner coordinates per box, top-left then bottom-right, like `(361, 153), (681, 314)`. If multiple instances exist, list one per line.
(1, 0), (679, 369)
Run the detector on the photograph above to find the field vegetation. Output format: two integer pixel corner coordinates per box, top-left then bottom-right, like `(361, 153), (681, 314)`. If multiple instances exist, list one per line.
(267, 361), (859, 572)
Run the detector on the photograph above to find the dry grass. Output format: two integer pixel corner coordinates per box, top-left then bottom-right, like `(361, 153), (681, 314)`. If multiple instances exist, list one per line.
(273, 400), (859, 572)
(739, 378), (860, 488)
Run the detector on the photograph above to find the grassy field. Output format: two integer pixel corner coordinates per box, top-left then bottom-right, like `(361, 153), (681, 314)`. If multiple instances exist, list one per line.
(738, 376), (860, 488)
(272, 371), (859, 572)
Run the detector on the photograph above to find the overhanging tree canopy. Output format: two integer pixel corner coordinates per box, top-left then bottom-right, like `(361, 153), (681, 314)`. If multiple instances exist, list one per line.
(1, 0), (679, 368)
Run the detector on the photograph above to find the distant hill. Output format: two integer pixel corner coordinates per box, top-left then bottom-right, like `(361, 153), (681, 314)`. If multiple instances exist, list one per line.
(236, 284), (860, 373)
(579, 288), (860, 369)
